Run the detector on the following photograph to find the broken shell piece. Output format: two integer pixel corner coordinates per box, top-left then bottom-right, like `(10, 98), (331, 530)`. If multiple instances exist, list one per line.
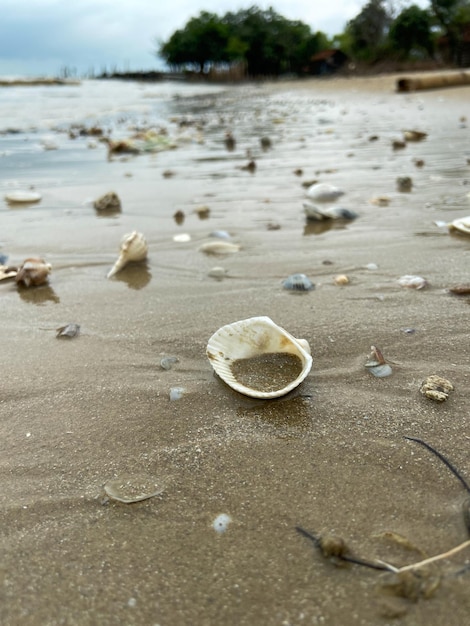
(198, 241), (240, 255)
(206, 316), (313, 399)
(15, 258), (52, 287)
(93, 191), (121, 212)
(56, 323), (80, 338)
(4, 190), (42, 204)
(403, 130), (427, 142)
(370, 196), (390, 207)
(306, 183), (345, 203)
(282, 273), (315, 292)
(397, 275), (428, 289)
(420, 375), (454, 402)
(365, 345), (392, 378)
(0, 265), (17, 281)
(107, 231), (148, 278)
(448, 284), (470, 295)
(104, 474), (166, 504)
(448, 216), (470, 235)
(160, 356), (179, 371)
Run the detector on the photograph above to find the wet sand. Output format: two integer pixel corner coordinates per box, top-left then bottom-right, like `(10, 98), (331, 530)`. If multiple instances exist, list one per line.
(1, 72), (470, 625)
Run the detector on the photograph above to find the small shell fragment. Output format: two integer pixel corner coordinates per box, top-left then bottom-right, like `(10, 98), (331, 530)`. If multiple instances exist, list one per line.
(160, 356), (179, 370)
(448, 284), (470, 295)
(5, 190), (42, 204)
(397, 275), (428, 289)
(169, 386), (185, 401)
(365, 345), (392, 378)
(420, 375), (454, 402)
(370, 196), (390, 207)
(107, 231), (148, 278)
(0, 265), (17, 281)
(396, 176), (413, 192)
(403, 130), (427, 142)
(334, 274), (349, 286)
(198, 241), (240, 255)
(15, 258), (51, 287)
(56, 323), (80, 338)
(173, 233), (191, 243)
(282, 273), (315, 292)
(104, 474), (165, 504)
(212, 513), (232, 534)
(208, 266), (227, 279)
(303, 201), (357, 221)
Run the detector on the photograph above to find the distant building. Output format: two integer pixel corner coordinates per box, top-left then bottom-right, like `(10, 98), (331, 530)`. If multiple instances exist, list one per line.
(306, 49), (349, 75)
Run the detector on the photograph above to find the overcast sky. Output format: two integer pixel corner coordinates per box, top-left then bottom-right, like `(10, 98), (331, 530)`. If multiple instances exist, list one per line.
(0, 0), (427, 77)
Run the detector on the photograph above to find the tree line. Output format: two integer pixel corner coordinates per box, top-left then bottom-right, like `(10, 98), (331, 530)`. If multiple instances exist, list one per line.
(157, 1), (470, 77)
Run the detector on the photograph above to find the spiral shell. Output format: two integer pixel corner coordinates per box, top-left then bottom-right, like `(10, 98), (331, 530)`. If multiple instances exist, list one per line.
(107, 231), (148, 278)
(206, 316), (312, 399)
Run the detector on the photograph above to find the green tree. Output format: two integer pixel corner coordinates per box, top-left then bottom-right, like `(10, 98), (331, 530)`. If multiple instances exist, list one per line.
(389, 4), (434, 58)
(346, 0), (392, 61)
(430, 0), (470, 65)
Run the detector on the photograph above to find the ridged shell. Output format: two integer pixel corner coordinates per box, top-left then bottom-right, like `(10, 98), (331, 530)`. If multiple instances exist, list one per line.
(206, 316), (312, 399)
(306, 183), (345, 203)
(107, 231), (148, 278)
(282, 273), (315, 291)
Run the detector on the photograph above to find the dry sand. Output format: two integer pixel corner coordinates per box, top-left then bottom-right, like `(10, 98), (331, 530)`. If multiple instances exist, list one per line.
(1, 72), (470, 625)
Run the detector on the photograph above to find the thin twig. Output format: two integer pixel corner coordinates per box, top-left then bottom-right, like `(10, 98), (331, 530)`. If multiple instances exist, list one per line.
(404, 436), (470, 493)
(396, 539), (470, 573)
(295, 526), (394, 572)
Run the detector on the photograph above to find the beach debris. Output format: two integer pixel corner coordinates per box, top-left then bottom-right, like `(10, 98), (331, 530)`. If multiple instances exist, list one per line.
(0, 264), (17, 281)
(162, 169), (175, 178)
(107, 231), (148, 279)
(413, 158), (425, 168)
(210, 230), (231, 240)
(15, 258), (51, 287)
(104, 138), (140, 156)
(392, 139), (406, 150)
(306, 182), (345, 203)
(160, 356), (179, 371)
(208, 266), (228, 280)
(173, 209), (185, 225)
(206, 316), (312, 399)
(212, 513), (232, 534)
(419, 375), (454, 402)
(93, 191), (121, 213)
(282, 273), (315, 292)
(198, 241), (240, 255)
(4, 190), (42, 204)
(56, 323), (80, 338)
(104, 474), (166, 504)
(403, 130), (427, 142)
(448, 283), (470, 296)
(260, 136), (272, 150)
(334, 274), (349, 286)
(397, 275), (428, 289)
(173, 233), (191, 243)
(266, 222), (281, 230)
(365, 262), (379, 271)
(303, 201), (358, 221)
(224, 131), (236, 151)
(396, 176), (413, 192)
(448, 216), (470, 235)
(365, 345), (392, 378)
(294, 168), (303, 176)
(195, 205), (210, 219)
(169, 386), (185, 401)
(370, 195), (390, 207)
(241, 160), (256, 173)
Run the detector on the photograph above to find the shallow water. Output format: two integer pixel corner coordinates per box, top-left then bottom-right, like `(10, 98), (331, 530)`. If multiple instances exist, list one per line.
(1, 74), (470, 626)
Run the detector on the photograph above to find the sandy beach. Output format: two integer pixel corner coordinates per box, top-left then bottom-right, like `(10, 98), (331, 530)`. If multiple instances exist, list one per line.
(1, 71), (470, 625)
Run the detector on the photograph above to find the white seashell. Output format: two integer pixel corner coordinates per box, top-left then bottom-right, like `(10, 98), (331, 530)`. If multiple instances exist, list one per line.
(206, 316), (312, 399)
(107, 231), (148, 278)
(15, 257), (51, 287)
(306, 183), (345, 203)
(5, 190), (42, 204)
(173, 233), (191, 243)
(208, 266), (228, 279)
(397, 274), (428, 289)
(448, 216), (470, 235)
(303, 201), (357, 221)
(212, 513), (232, 533)
(198, 241), (240, 255)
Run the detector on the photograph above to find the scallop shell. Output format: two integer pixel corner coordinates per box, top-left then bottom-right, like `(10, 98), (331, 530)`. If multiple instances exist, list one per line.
(306, 183), (345, 203)
(107, 231), (148, 278)
(15, 258), (51, 287)
(448, 216), (470, 235)
(206, 316), (312, 399)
